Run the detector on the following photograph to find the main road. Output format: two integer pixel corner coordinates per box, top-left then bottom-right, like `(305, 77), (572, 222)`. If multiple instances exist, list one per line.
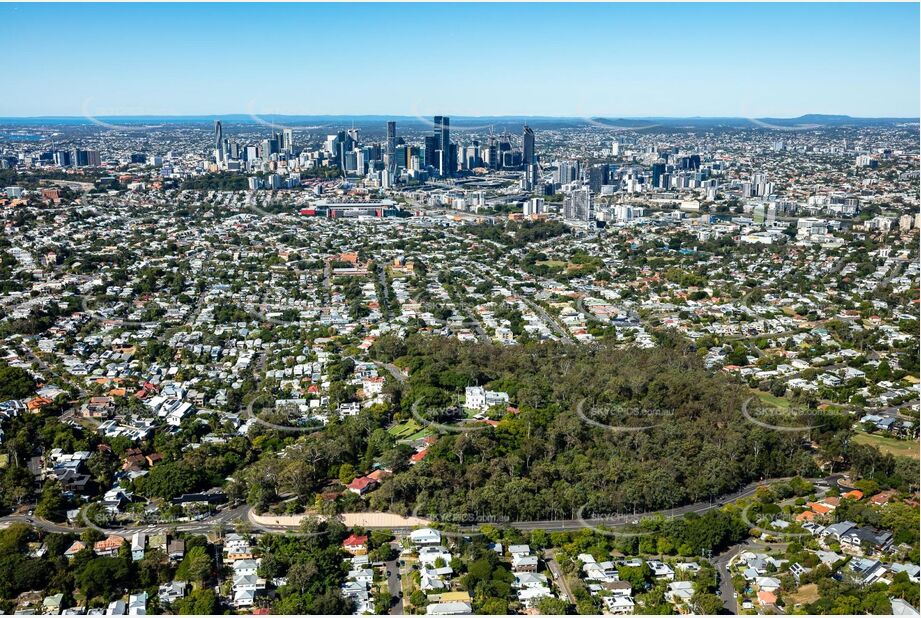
(1, 475), (841, 538)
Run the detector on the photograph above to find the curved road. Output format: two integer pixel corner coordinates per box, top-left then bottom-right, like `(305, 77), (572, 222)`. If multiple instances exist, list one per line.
(1, 475), (840, 541)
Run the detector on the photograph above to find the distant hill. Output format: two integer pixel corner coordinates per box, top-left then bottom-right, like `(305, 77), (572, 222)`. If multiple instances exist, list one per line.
(0, 113), (916, 130)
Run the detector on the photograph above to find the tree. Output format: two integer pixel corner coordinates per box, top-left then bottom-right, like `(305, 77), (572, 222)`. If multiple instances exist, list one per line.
(76, 557), (130, 601)
(34, 480), (68, 522)
(536, 597), (570, 615)
(137, 461), (205, 500)
(338, 463), (356, 485)
(409, 589), (427, 607)
(0, 364), (35, 400)
(480, 597), (508, 614)
(287, 559), (319, 594)
(175, 588), (217, 614)
(692, 591), (724, 615)
(175, 546), (211, 585)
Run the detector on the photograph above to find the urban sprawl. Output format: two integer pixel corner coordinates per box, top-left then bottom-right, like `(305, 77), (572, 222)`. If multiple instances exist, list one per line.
(0, 115), (918, 617)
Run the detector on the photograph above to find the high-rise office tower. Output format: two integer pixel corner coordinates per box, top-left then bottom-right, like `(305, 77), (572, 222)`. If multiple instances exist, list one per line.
(522, 125), (535, 166)
(564, 188), (593, 221)
(214, 120), (224, 161)
(385, 121), (397, 173)
(423, 135), (437, 168)
(434, 116), (449, 151)
(485, 137), (498, 170)
(53, 150), (72, 167)
(651, 161), (666, 188)
(282, 129), (294, 154)
(73, 149), (101, 167)
(434, 116), (451, 176)
(556, 160), (579, 185)
(589, 165), (609, 193)
(260, 137), (280, 161)
(386, 122), (396, 158)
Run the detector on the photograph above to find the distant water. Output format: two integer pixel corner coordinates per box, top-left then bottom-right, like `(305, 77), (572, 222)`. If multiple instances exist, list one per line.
(0, 133), (43, 140)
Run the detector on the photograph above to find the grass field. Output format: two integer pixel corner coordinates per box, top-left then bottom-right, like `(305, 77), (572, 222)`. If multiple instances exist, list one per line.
(787, 583), (820, 606)
(752, 390), (793, 410)
(853, 431), (920, 460)
(388, 419), (421, 439)
(406, 427), (434, 441)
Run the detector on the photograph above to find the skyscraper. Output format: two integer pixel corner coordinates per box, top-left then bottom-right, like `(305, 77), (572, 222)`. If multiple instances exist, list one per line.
(564, 188), (593, 221)
(557, 160), (580, 185)
(386, 121), (397, 173)
(434, 116), (451, 176)
(423, 135), (437, 168)
(522, 125), (535, 167)
(282, 128), (294, 154)
(434, 116), (449, 152)
(386, 121), (396, 158)
(73, 149), (100, 167)
(214, 120), (224, 161)
(651, 161), (666, 188)
(589, 165), (610, 193)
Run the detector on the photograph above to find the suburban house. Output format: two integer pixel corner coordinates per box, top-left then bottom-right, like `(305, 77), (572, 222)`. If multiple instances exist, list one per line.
(93, 535), (126, 557)
(342, 533), (369, 556)
(410, 527), (442, 546)
(463, 386), (509, 412)
(347, 475), (378, 495)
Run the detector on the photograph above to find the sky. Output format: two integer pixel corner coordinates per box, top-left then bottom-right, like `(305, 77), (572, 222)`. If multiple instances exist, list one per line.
(3, 2), (919, 118)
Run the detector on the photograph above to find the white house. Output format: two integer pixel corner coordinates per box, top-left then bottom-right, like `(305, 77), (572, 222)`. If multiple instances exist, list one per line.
(604, 595), (635, 615)
(410, 527), (442, 546)
(464, 386), (509, 412)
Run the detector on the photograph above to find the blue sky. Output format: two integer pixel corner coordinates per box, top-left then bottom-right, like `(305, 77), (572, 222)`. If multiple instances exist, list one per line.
(3, 3), (918, 118)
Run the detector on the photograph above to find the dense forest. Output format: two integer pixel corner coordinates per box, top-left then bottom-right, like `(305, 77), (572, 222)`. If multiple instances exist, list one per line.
(364, 334), (824, 520)
(216, 332), (916, 527)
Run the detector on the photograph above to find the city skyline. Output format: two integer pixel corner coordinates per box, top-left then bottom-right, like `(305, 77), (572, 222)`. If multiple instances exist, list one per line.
(2, 2), (919, 118)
